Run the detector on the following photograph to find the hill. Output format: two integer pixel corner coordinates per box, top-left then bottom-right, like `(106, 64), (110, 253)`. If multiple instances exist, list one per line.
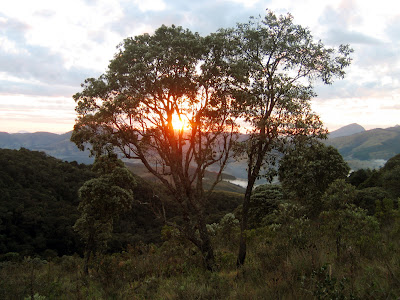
(328, 123), (365, 138)
(0, 131), (246, 191)
(0, 131), (94, 164)
(4, 124), (399, 174)
(125, 162), (245, 194)
(0, 148), (95, 256)
(326, 126), (400, 164)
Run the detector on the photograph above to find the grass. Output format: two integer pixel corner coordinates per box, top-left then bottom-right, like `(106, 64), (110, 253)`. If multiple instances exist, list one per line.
(1, 231), (399, 299)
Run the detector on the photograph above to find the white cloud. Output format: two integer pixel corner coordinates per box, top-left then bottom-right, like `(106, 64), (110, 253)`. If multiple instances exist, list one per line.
(133, 0), (166, 11)
(0, 0), (400, 133)
(312, 97), (400, 131)
(222, 0), (261, 8)
(0, 36), (22, 54)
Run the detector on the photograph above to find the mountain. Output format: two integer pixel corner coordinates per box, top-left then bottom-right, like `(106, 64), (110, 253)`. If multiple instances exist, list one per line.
(3, 124), (399, 173)
(0, 131), (245, 192)
(328, 123), (365, 138)
(0, 131), (94, 164)
(326, 125), (400, 161)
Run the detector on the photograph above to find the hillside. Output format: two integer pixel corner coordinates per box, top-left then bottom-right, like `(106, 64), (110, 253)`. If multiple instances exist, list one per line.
(0, 148), (244, 258)
(125, 162), (245, 194)
(3, 125), (400, 174)
(326, 126), (400, 161)
(0, 131), (246, 191)
(0, 148), (95, 256)
(328, 123), (365, 138)
(0, 131), (94, 164)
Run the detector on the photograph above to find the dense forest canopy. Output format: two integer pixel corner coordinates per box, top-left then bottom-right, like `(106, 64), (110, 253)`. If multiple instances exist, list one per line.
(0, 148), (94, 257)
(0, 148), (243, 259)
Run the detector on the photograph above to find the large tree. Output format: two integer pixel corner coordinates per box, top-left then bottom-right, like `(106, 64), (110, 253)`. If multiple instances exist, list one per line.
(71, 25), (238, 270)
(224, 11), (353, 266)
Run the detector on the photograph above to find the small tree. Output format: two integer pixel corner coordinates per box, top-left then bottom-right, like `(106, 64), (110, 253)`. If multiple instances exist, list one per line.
(247, 184), (283, 228)
(319, 180), (380, 259)
(279, 140), (350, 216)
(74, 154), (136, 275)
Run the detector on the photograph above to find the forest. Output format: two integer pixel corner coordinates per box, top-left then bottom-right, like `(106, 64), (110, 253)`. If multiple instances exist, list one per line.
(1, 10), (400, 299)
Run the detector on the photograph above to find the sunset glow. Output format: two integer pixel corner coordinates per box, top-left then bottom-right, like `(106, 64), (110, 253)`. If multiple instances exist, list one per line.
(171, 113), (187, 131)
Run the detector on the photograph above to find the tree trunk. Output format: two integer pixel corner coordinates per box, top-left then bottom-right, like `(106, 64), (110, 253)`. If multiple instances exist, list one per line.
(198, 215), (216, 271)
(83, 248), (91, 276)
(83, 233), (95, 276)
(237, 176), (257, 267)
(336, 224), (342, 259)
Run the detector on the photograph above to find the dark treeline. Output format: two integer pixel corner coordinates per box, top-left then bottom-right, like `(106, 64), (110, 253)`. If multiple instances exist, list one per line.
(0, 148), (95, 257)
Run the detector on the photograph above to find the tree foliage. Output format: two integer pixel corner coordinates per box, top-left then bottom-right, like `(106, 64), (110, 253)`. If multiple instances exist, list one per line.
(71, 25), (240, 270)
(247, 184), (283, 228)
(321, 179), (357, 211)
(74, 154), (136, 274)
(71, 11), (353, 269)
(348, 153), (400, 214)
(0, 148), (95, 256)
(223, 11), (352, 265)
(279, 141), (350, 216)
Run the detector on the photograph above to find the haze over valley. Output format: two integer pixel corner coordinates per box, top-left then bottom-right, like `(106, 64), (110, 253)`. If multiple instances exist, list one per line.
(2, 123), (399, 175)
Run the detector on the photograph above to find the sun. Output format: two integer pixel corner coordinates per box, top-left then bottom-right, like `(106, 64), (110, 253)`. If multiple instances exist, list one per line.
(171, 113), (186, 131)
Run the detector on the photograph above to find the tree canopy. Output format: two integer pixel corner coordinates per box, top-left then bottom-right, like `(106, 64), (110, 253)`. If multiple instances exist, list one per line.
(74, 154), (136, 274)
(72, 24), (240, 270)
(225, 11), (352, 265)
(279, 140), (350, 216)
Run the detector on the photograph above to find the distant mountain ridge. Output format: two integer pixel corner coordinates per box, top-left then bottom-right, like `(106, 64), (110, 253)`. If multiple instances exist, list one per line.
(329, 123), (365, 138)
(2, 124), (400, 171)
(0, 131), (94, 164)
(0, 131), (246, 192)
(326, 125), (400, 161)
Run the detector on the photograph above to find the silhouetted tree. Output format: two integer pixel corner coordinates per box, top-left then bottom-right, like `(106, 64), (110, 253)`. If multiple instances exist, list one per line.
(71, 25), (239, 270)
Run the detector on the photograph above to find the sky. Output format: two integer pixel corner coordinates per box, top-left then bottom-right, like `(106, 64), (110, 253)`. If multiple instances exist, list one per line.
(0, 0), (399, 133)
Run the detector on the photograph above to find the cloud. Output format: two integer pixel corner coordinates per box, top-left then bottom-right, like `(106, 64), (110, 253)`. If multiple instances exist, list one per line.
(318, 2), (381, 46)
(134, 0), (166, 12)
(385, 15), (400, 41)
(33, 10), (55, 18)
(319, 0), (361, 29)
(324, 29), (382, 45)
(0, 79), (78, 97)
(315, 73), (399, 101)
(0, 14), (29, 44)
(110, 0), (271, 37)
(0, 45), (98, 89)
(0, 14), (100, 97)
(382, 105), (400, 110)
(353, 42), (399, 71)
(83, 0), (99, 5)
